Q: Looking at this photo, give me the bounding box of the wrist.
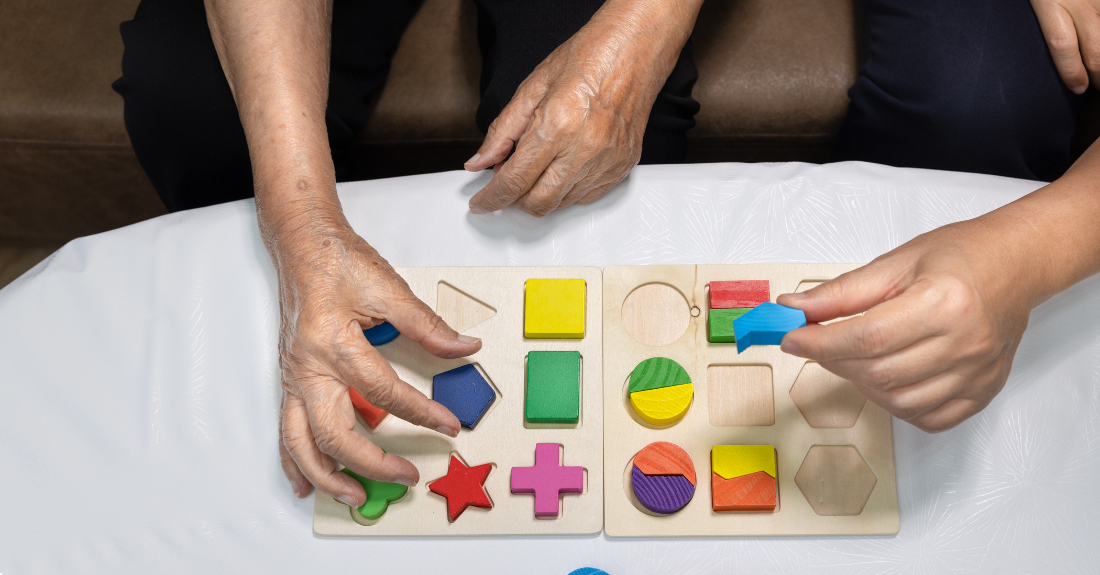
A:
[592,0,701,83]
[963,207,1058,310]
[255,179,357,265]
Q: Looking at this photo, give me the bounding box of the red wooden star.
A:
[427,454,494,522]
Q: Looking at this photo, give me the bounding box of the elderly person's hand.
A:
[271,216,481,506]
[1030,0,1100,94]
[464,0,703,217]
[205,0,483,507]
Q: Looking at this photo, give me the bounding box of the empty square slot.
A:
[708,365,774,426]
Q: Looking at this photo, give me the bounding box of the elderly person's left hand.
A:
[464,0,703,217]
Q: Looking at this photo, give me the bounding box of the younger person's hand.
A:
[1031,0,1100,94]
[777,220,1036,432]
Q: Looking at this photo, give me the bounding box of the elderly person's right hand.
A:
[464,0,704,217]
[270,214,481,506]
[205,0,481,507]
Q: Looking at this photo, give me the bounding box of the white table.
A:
[3,162,1099,574]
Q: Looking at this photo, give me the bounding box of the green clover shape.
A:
[341,468,409,521]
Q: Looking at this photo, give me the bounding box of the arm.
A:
[777,140,1100,432]
[465,0,704,216]
[205,0,479,506]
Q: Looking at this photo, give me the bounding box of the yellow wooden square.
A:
[524,278,585,339]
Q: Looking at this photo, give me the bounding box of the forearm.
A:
[585,0,704,101]
[972,140,1100,307]
[204,0,344,254]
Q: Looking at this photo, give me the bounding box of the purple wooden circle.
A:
[631,465,695,514]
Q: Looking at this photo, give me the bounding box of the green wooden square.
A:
[709,308,751,343]
[525,351,581,424]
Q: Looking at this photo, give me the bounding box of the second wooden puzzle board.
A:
[603,264,900,536]
[314,267,603,536]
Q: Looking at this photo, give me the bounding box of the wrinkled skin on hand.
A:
[466,0,700,217]
[1031,0,1100,93]
[269,221,480,507]
[777,220,1034,433]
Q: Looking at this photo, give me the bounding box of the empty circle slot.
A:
[621,283,689,347]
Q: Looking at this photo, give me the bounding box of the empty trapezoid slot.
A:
[437,281,497,333]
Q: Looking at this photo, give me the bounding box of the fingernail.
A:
[781,292,807,300]
[337,494,360,508]
[464,153,481,167]
[781,340,803,356]
[290,481,301,496]
[1072,84,1087,95]
[469,203,486,215]
[436,425,459,437]
[457,334,481,343]
[396,477,417,487]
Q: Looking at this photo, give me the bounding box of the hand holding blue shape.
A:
[362,321,400,346]
[732,302,807,353]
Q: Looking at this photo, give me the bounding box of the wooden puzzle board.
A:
[313,267,603,536]
[603,264,900,537]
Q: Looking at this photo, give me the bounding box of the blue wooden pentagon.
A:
[732,302,807,353]
[432,364,496,429]
[363,322,400,346]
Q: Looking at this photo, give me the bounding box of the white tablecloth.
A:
[3,162,1099,574]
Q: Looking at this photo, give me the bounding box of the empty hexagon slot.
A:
[790,362,867,428]
[794,445,877,516]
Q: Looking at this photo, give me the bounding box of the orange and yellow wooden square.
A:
[711,445,778,512]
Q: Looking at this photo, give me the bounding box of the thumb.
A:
[381,288,482,360]
[776,261,909,323]
[464,71,549,172]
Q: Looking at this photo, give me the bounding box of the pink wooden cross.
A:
[510,443,584,518]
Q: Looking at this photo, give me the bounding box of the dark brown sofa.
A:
[2,0,1097,247]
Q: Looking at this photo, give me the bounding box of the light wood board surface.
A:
[314,266,603,536]
[602,264,899,536]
